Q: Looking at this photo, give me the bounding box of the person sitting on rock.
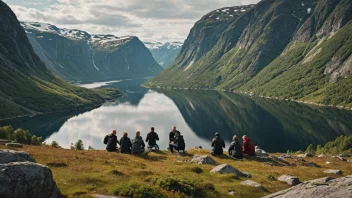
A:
[242,135,255,156]
[211,132,225,156]
[169,132,185,153]
[146,127,159,150]
[131,131,146,154]
[119,132,132,154]
[228,135,243,159]
[105,130,119,152]
[169,126,180,143]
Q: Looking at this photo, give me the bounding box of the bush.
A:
[150,176,217,197]
[50,141,61,148]
[0,125,43,146]
[317,136,352,155]
[305,144,314,153]
[114,182,164,198]
[74,139,84,150]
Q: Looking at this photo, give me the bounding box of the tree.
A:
[14,128,32,144]
[31,136,43,146]
[50,141,61,148]
[74,140,84,150]
[305,144,314,153]
[0,126,14,140]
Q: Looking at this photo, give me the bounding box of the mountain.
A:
[21,22,163,82]
[0,1,119,119]
[146,0,352,108]
[144,42,183,68]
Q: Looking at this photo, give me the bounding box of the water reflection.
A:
[1,79,351,152]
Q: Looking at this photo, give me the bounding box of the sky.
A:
[4,0,260,42]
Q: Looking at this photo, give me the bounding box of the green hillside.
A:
[146,0,352,107]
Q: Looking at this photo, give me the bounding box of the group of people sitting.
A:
[104,126,185,154]
[211,132,255,159]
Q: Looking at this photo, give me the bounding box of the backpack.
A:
[103,135,109,144]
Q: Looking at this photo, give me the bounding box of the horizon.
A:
[4,0,260,43]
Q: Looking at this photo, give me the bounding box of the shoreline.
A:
[144,85,352,111]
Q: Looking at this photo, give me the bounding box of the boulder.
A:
[339,153,352,158]
[338,156,347,161]
[210,164,243,176]
[326,161,331,164]
[0,139,12,145]
[228,191,236,196]
[242,172,252,178]
[324,169,343,175]
[240,180,266,191]
[0,149,36,164]
[278,175,301,186]
[280,154,292,158]
[263,175,352,198]
[297,153,313,158]
[190,155,217,165]
[5,143,23,148]
[0,162,63,198]
[318,154,326,158]
[255,147,269,157]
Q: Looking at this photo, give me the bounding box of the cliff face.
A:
[22,22,163,82]
[144,42,183,68]
[148,0,352,107]
[0,1,117,119]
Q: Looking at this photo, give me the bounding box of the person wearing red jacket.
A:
[242,135,255,155]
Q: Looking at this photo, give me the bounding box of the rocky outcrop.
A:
[240,180,266,191]
[6,143,23,148]
[0,162,63,198]
[324,169,343,175]
[190,155,218,165]
[263,175,352,198]
[278,175,301,186]
[210,164,243,176]
[0,149,36,164]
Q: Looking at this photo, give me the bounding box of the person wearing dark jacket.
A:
[242,135,255,156]
[211,132,225,156]
[106,130,119,152]
[120,132,132,154]
[228,135,243,159]
[146,127,159,148]
[169,132,185,153]
[169,126,180,143]
[132,131,146,154]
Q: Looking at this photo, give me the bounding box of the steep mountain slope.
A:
[22,22,163,82]
[144,42,183,68]
[147,0,352,107]
[0,0,119,119]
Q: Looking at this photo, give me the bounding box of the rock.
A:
[294,158,320,167]
[326,161,331,164]
[240,180,266,191]
[0,162,63,198]
[242,172,252,178]
[5,143,23,148]
[297,153,313,158]
[318,154,326,158]
[0,149,36,164]
[338,156,347,161]
[93,195,119,198]
[255,147,269,157]
[0,139,12,145]
[228,191,236,196]
[210,164,243,176]
[190,155,217,165]
[278,175,301,186]
[339,153,352,158]
[274,156,291,166]
[324,169,343,175]
[280,154,292,158]
[263,175,352,198]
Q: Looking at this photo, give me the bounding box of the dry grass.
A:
[1,145,351,198]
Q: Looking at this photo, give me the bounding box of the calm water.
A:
[1,78,352,152]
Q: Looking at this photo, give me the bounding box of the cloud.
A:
[6,0,261,42]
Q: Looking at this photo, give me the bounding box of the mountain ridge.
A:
[144,41,183,68]
[21,22,163,82]
[146,0,352,108]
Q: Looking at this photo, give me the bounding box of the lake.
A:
[1,78,352,152]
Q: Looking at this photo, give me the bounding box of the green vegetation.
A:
[316,136,352,155]
[0,125,42,145]
[2,144,351,198]
[73,139,84,150]
[146,0,352,107]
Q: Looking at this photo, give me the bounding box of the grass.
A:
[1,145,351,198]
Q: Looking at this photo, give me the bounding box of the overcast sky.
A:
[4,0,260,42]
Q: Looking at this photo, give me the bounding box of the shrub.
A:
[114,182,164,198]
[50,141,61,148]
[0,125,14,140]
[190,166,203,174]
[0,125,43,146]
[305,144,314,153]
[318,136,352,155]
[74,139,84,150]
[150,176,217,197]
[31,135,43,145]
[13,128,32,144]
